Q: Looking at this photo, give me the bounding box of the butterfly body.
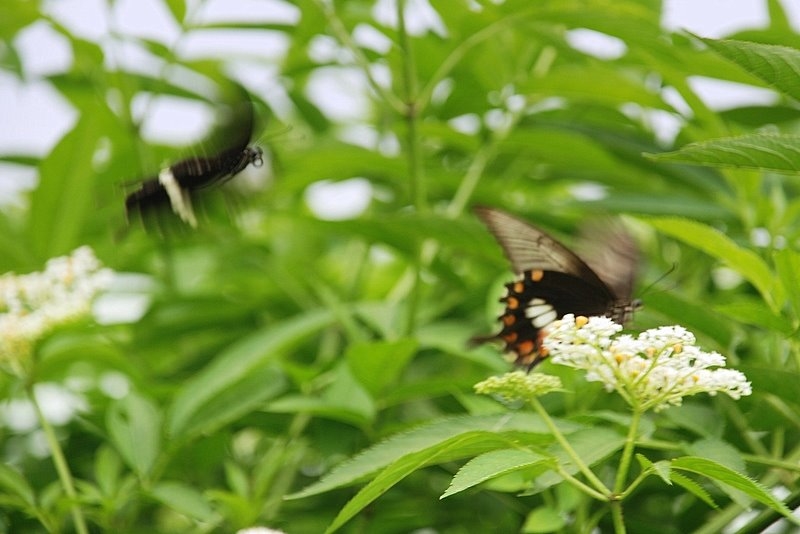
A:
[124,146,263,216]
[474,207,637,368]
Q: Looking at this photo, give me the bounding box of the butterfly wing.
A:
[474,206,610,291]
[474,207,634,369]
[577,218,638,302]
[125,85,262,227]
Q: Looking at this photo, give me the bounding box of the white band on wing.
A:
[158,167,197,228]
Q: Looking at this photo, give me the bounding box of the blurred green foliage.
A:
[1,0,800,532]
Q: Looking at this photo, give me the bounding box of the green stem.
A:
[554,467,608,501]
[530,399,610,497]
[614,408,642,494]
[610,499,626,534]
[28,385,89,534]
[395,0,426,336]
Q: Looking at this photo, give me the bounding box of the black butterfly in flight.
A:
[125,95,263,228]
[474,206,639,369]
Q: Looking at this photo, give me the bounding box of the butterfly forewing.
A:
[474,207,637,369]
[474,206,609,290]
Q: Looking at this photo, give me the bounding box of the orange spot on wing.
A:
[530,270,544,282]
[516,339,535,356]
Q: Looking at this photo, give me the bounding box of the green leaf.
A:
[774,248,800,324]
[736,366,800,422]
[324,431,532,533]
[287,413,580,500]
[175,365,288,440]
[27,115,103,258]
[662,403,723,440]
[346,339,418,395]
[714,298,794,334]
[522,506,567,533]
[106,393,162,477]
[647,134,800,174]
[268,363,376,426]
[442,449,551,498]
[697,36,800,102]
[167,309,334,438]
[671,457,796,523]
[0,463,35,507]
[670,471,718,509]
[94,446,123,497]
[643,216,783,310]
[149,481,217,523]
[686,438,746,474]
[164,0,186,23]
[636,454,671,485]
[106,393,162,478]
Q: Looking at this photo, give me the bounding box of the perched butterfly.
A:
[125,94,263,228]
[474,206,639,369]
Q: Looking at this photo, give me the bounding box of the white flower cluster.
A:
[543,315,752,412]
[0,247,113,374]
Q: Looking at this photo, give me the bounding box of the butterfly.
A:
[125,93,263,228]
[474,206,639,369]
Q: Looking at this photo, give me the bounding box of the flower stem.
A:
[28,385,89,534]
[610,499,626,534]
[530,399,610,497]
[614,408,642,494]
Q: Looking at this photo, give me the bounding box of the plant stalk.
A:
[29,385,89,534]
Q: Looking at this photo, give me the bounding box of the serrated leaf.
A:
[670,471,718,509]
[643,217,782,311]
[167,310,333,438]
[441,449,552,498]
[636,454,671,484]
[686,439,746,474]
[671,457,796,523]
[323,431,530,533]
[648,133,800,173]
[288,413,580,500]
[697,36,800,102]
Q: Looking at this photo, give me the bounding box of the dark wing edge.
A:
[473,206,608,290]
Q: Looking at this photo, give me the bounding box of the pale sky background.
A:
[0,0,798,212]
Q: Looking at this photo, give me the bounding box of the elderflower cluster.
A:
[543,315,752,412]
[0,247,113,375]
[475,370,562,404]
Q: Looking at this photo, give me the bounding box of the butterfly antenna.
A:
[638,262,678,298]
